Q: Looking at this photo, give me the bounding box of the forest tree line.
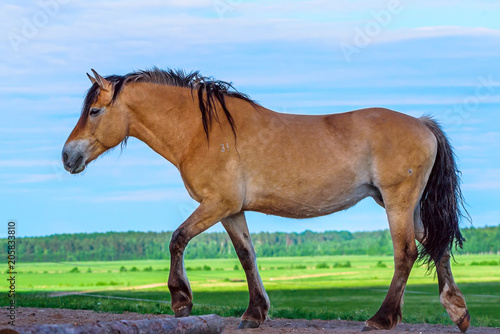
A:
[3,225,499,262]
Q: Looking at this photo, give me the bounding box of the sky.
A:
[1,0,499,238]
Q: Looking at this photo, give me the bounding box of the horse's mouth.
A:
[69,155,85,174]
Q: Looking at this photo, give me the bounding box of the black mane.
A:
[81,68,257,139]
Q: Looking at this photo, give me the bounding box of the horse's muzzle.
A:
[62,140,88,174]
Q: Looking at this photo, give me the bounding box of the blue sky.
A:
[1,0,499,237]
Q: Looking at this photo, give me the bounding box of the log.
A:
[2,314,225,334]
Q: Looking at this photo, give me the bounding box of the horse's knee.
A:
[170,229,188,255]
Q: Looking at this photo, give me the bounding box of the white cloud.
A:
[462,169,500,191]
[0,159,59,167]
[6,173,61,184]
[75,0,211,10]
[256,94,500,109]
[0,127,72,134]
[464,181,500,191]
[78,188,191,202]
[376,26,500,44]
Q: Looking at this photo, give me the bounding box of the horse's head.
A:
[62,70,129,174]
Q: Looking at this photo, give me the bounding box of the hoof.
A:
[238,320,260,329]
[361,326,378,332]
[362,320,384,332]
[457,310,471,333]
[174,303,193,318]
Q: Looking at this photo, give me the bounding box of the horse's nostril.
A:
[63,152,69,164]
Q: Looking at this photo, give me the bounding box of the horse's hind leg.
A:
[436,253,470,332]
[222,212,270,329]
[364,184,421,331]
[414,213,470,333]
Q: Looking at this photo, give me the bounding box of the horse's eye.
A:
[89,108,102,117]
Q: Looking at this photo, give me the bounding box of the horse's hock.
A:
[0,314,225,334]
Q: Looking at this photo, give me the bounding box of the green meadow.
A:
[4,254,500,327]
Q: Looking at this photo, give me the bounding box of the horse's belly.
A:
[244,183,375,219]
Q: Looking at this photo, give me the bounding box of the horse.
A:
[62,68,470,332]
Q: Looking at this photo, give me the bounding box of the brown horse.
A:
[62,68,470,332]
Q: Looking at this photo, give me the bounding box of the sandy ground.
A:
[1,307,499,333]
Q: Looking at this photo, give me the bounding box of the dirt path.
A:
[1,308,499,333]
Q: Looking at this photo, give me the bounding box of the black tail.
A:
[418,117,470,268]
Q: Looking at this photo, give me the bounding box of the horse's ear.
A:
[90,69,112,91]
[87,73,97,85]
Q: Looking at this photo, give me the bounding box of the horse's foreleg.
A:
[414,215,470,333]
[168,198,234,317]
[222,212,270,329]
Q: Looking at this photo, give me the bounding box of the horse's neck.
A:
[126,84,204,167]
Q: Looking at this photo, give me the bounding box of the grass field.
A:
[3,254,499,327]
